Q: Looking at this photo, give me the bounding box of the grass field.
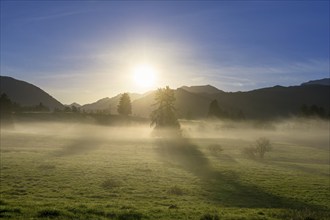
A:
[0,118,329,219]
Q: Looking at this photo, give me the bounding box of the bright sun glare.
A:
[133,64,156,88]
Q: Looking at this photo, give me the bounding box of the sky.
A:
[1,1,329,104]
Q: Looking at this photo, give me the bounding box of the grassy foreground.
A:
[0,119,329,219]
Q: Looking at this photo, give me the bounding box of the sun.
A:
[133,64,157,88]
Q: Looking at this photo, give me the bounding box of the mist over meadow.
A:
[2,117,328,158]
[1,0,329,219]
[1,96,329,220]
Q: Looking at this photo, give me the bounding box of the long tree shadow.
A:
[255,157,330,177]
[154,138,329,211]
[52,137,101,157]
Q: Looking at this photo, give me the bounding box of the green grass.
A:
[0,121,329,219]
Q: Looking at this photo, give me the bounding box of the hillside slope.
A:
[0,76,64,110]
[132,85,330,119]
[208,85,330,119]
[301,78,330,86]
[2,76,328,119]
[81,93,143,113]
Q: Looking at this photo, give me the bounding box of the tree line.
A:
[0,93,50,114]
[299,104,329,118]
[207,99,245,120]
[2,89,329,127]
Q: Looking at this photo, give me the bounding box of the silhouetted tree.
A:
[255,137,272,159]
[207,99,230,119]
[242,137,272,159]
[0,93,12,114]
[117,93,132,116]
[150,86,180,135]
[208,99,220,117]
[64,106,71,112]
[71,105,80,113]
[300,104,327,118]
[0,93,14,128]
[34,102,50,112]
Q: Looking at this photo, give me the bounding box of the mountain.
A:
[207,85,330,119]
[0,76,64,110]
[180,85,223,94]
[67,102,81,108]
[81,97,111,111]
[132,84,330,119]
[2,75,328,119]
[81,93,143,113]
[163,85,224,118]
[301,78,330,86]
[131,88,213,118]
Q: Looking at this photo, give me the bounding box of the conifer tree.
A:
[150,86,180,135]
[117,93,132,116]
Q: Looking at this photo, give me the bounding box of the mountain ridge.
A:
[180,85,223,94]
[1,75,329,119]
[0,76,64,110]
[301,78,330,86]
[80,93,143,113]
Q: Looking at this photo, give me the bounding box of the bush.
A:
[255,137,272,159]
[242,137,272,159]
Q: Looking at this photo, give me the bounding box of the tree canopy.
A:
[0,93,12,114]
[207,99,245,120]
[207,99,229,118]
[150,86,180,134]
[117,93,132,116]
[208,99,221,117]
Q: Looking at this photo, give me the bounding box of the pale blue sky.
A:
[1,1,329,104]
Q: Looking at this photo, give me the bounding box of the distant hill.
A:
[301,78,330,86]
[81,97,112,111]
[180,85,223,94]
[2,75,329,119]
[131,85,330,119]
[67,102,81,108]
[131,88,213,118]
[207,85,330,119]
[0,76,64,110]
[81,93,143,113]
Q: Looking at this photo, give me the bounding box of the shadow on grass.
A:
[262,159,329,177]
[52,137,100,157]
[154,137,329,211]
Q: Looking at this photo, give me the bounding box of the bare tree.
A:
[242,137,272,159]
[255,137,272,159]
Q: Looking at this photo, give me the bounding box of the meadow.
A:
[0,118,329,219]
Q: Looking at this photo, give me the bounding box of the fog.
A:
[4,121,153,141]
[180,118,329,149]
[1,117,328,210]
[2,117,328,151]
